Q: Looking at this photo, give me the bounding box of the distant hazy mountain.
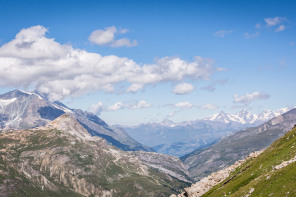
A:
[181,108,296,181]
[0,114,189,196]
[0,89,153,152]
[120,108,291,157]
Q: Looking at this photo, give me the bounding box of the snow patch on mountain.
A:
[52,103,74,114]
[19,90,43,100]
[0,98,17,108]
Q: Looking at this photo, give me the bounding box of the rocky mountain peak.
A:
[45,114,92,140]
[0,89,42,100]
[212,111,231,123]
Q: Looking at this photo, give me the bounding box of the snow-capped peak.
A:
[203,107,293,125]
[204,111,232,123]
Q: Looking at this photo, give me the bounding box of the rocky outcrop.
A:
[274,155,296,170]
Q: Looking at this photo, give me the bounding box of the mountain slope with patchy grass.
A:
[0,114,189,197]
[202,125,296,196]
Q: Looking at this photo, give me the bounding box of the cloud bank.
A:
[106,100,151,111]
[88,101,103,115]
[0,26,221,101]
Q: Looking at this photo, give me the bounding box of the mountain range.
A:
[0,89,153,152]
[181,108,296,181]
[0,114,190,196]
[203,108,291,125]
[120,108,292,157]
[0,89,296,196]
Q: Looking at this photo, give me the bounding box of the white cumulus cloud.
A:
[175,102,194,109]
[233,91,270,104]
[88,26,116,45]
[130,100,151,109]
[107,102,125,111]
[0,26,221,101]
[106,100,151,111]
[88,101,103,115]
[88,26,137,47]
[173,83,195,95]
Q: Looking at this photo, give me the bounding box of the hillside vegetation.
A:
[203,126,296,196]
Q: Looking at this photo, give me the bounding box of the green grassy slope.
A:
[203,126,296,197]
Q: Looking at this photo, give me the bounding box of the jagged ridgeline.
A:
[121,108,291,157]
[0,89,153,152]
[0,114,190,196]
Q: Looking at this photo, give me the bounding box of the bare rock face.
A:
[44,114,92,140]
[0,115,189,197]
[0,89,61,130]
[172,151,263,197]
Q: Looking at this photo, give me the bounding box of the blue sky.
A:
[0,0,295,125]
